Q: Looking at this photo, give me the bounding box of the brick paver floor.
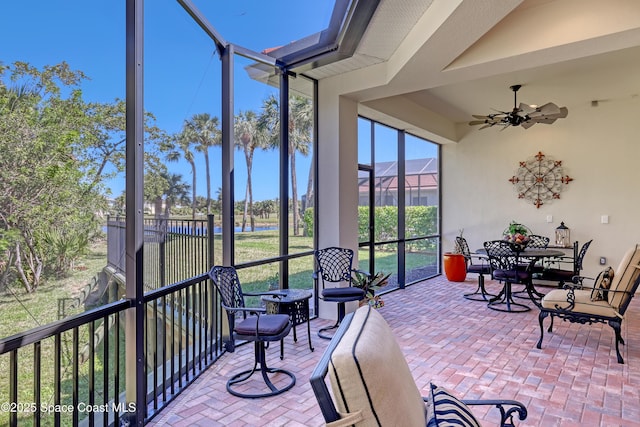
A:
[149,275,640,426]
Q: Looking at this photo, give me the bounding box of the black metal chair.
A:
[455,236,494,301]
[209,265,296,398]
[527,234,550,249]
[539,240,593,286]
[484,240,534,312]
[519,234,550,272]
[313,247,366,339]
[512,234,551,298]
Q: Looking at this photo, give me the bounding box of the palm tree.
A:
[164,131,198,220]
[259,94,313,235]
[162,172,191,216]
[234,110,265,231]
[185,113,220,216]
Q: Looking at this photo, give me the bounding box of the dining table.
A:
[476,246,565,312]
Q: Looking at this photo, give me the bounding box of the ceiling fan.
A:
[469,84,568,130]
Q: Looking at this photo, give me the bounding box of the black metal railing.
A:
[142,273,224,421]
[106,215,215,291]
[0,299,131,427]
[0,272,224,427]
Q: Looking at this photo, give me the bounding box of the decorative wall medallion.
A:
[508,151,573,208]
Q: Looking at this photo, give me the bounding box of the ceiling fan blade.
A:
[471,118,503,127]
[530,106,568,122]
[529,116,558,125]
[521,120,536,129]
[557,106,568,118]
[532,102,561,116]
[518,103,536,115]
[472,114,491,119]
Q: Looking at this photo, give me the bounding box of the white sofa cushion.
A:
[328,307,426,426]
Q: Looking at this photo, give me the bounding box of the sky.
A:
[1,0,335,202]
[2,0,436,202]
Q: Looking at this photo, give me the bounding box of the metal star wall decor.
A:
[508,151,573,208]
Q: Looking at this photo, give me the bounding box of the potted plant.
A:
[352,271,391,308]
[503,221,531,251]
[443,229,467,282]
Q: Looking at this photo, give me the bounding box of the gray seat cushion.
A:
[234,314,290,336]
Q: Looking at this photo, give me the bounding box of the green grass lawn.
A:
[0,240,112,427]
[0,240,108,339]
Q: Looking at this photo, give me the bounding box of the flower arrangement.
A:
[503,221,530,250]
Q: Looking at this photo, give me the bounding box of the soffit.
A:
[298,0,640,142]
[300,0,435,80]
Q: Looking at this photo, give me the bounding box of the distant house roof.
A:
[359,158,438,191]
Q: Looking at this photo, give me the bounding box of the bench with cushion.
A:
[536,244,640,364]
[310,306,527,426]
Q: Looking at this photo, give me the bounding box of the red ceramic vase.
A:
[443,252,467,282]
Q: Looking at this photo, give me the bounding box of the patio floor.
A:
[148,275,640,426]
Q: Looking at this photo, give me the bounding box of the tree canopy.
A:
[0,62,100,291]
[0,60,315,292]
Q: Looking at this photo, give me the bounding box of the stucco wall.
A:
[442,96,640,278]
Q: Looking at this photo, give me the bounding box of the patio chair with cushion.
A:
[314,247,366,339]
[209,265,296,398]
[536,244,640,364]
[310,306,528,426]
[455,236,494,301]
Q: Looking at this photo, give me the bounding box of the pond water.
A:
[103,225,278,235]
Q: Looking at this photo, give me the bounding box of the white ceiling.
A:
[300,0,640,141]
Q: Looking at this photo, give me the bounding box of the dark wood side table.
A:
[262,289,314,359]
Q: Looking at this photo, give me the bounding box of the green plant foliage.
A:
[507,221,529,236]
[40,227,91,277]
[303,207,314,237]
[351,270,390,298]
[0,62,109,291]
[357,205,437,251]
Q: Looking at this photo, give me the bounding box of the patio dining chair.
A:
[518,234,550,272]
[512,234,551,297]
[209,266,296,398]
[484,240,534,312]
[313,247,366,339]
[527,234,550,249]
[455,236,494,301]
[539,240,592,286]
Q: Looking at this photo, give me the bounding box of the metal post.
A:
[279,71,289,286]
[221,45,234,266]
[207,214,215,268]
[159,217,166,288]
[397,131,406,288]
[125,0,145,424]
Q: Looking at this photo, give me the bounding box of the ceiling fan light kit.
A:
[469,84,568,130]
